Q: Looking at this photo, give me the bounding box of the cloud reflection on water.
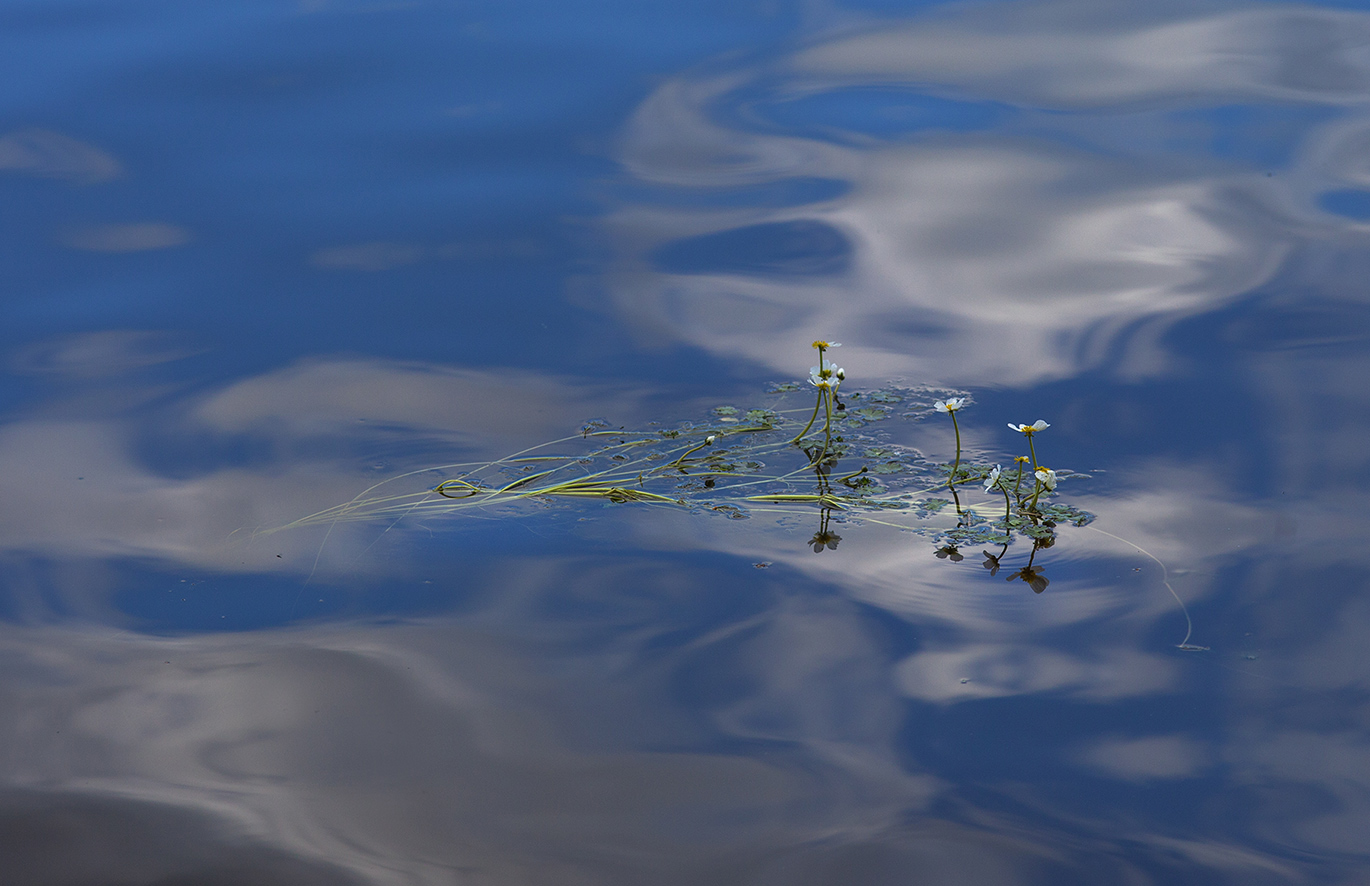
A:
[0,351,644,573]
[6,2,1370,881]
[594,2,1370,385]
[0,348,1360,879]
[0,617,1054,885]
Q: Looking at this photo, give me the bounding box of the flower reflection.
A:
[934,545,964,562]
[1008,565,1050,594]
[810,530,841,553]
[981,550,1002,576]
[808,507,842,553]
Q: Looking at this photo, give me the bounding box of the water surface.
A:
[4,0,1370,883]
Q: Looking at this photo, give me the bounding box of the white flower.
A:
[1008,420,1050,434]
[934,397,966,413]
[705,435,716,445]
[983,465,1001,492]
[1034,467,1057,490]
[811,340,842,350]
[809,365,842,391]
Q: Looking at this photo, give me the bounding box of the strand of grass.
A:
[837,466,867,485]
[1085,526,1206,651]
[388,401,792,506]
[291,448,693,526]
[701,456,854,494]
[677,446,948,499]
[537,485,682,503]
[660,438,829,490]
[295,423,953,528]
[743,493,848,509]
[670,437,715,468]
[286,427,622,529]
[436,479,484,498]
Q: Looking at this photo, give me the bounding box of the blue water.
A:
[4,0,1370,883]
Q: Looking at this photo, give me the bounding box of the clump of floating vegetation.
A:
[280,340,1205,649]
[283,341,1092,561]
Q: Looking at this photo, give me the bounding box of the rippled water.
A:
[5,0,1370,883]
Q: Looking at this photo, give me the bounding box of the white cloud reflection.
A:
[0,128,123,184]
[1075,734,1210,781]
[0,344,1350,881]
[61,222,192,253]
[0,350,643,573]
[0,614,1071,885]
[594,1,1370,385]
[792,4,1370,108]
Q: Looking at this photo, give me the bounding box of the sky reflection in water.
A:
[3,0,1370,883]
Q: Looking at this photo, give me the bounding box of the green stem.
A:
[813,389,834,463]
[948,410,962,488]
[837,465,867,485]
[1026,434,1039,472]
[790,393,823,444]
[670,436,714,468]
[816,345,831,454]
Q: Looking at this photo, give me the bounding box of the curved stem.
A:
[948,410,962,488]
[837,465,867,485]
[790,393,823,444]
[670,437,713,468]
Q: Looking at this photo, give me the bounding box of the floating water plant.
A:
[282,345,1090,555]
[276,342,1197,649]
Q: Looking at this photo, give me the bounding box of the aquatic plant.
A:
[280,344,1096,552]
[275,341,1204,649]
